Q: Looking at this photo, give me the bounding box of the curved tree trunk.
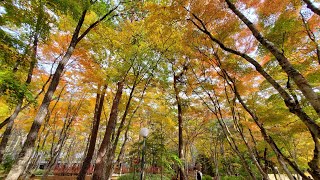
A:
[189,12,320,179]
[4,9,88,180]
[218,61,310,180]
[224,0,320,117]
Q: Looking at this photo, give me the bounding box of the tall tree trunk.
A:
[114,76,151,179]
[104,81,137,180]
[92,81,124,180]
[77,84,107,180]
[101,66,153,180]
[4,9,88,180]
[5,3,118,178]
[173,72,186,180]
[6,1,119,180]
[22,86,64,178]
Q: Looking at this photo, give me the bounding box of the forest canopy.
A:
[0,0,319,180]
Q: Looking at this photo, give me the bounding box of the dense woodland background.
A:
[0,0,320,179]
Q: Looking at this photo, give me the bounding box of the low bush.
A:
[33,169,46,175]
[203,174,213,180]
[0,155,14,173]
[221,175,246,180]
[118,173,170,180]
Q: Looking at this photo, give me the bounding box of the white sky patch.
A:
[238,3,258,24]
[243,7,258,23]
[0,26,18,37]
[0,6,6,15]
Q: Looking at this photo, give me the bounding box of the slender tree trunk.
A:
[213,136,219,179]
[41,143,63,180]
[215,112,257,180]
[0,103,22,163]
[114,76,151,179]
[193,72,256,179]
[0,118,10,130]
[42,97,83,179]
[77,84,107,180]
[220,139,231,175]
[249,129,263,168]
[115,126,130,174]
[104,81,138,180]
[218,65,309,180]
[92,81,124,180]
[101,68,152,180]
[223,82,269,179]
[231,114,269,179]
[173,72,186,180]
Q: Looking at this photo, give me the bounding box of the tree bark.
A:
[92,81,124,180]
[77,84,107,180]
[104,81,138,179]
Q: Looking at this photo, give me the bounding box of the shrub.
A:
[118,173,170,180]
[1,155,14,172]
[221,175,246,180]
[203,174,213,180]
[33,169,46,176]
